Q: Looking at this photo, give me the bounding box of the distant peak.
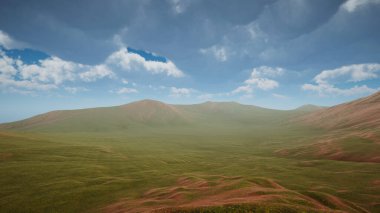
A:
[201,101,241,105]
[295,104,324,111]
[137,99,165,104]
[123,99,167,106]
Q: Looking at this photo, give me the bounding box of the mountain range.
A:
[1,92,379,134]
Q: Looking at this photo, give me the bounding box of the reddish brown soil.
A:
[119,100,188,123]
[298,91,380,130]
[102,176,364,213]
[277,131,380,163]
[0,152,13,160]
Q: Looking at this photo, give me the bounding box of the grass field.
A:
[1,121,379,212]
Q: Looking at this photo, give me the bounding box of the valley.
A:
[0,92,379,212]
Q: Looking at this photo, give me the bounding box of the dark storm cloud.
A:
[256,1,380,68]
[0,0,146,63]
[0,0,379,73]
[0,0,275,63]
[1,0,380,122]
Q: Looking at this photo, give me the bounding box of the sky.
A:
[0,0,380,122]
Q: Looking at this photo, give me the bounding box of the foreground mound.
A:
[103,176,367,213]
[298,91,380,130]
[284,91,380,163]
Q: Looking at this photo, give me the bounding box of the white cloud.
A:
[64,86,89,94]
[19,56,77,84]
[197,93,214,100]
[1,32,185,94]
[342,0,380,12]
[302,83,376,96]
[272,93,288,99]
[231,85,253,94]
[79,64,115,82]
[0,51,58,91]
[121,78,129,84]
[106,47,184,77]
[314,63,380,84]
[200,45,228,62]
[244,66,283,90]
[249,66,284,78]
[0,30,21,49]
[168,0,190,14]
[170,87,192,97]
[116,87,138,94]
[231,66,283,95]
[0,51,18,77]
[0,77,57,91]
[245,78,279,90]
[0,49,114,92]
[302,63,380,96]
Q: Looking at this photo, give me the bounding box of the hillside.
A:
[0,100,307,132]
[280,91,380,163]
[0,94,379,212]
[294,104,325,112]
[298,91,380,130]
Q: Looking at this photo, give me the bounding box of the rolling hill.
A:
[298,91,380,130]
[0,100,312,132]
[1,93,379,212]
[279,91,380,163]
[1,93,379,162]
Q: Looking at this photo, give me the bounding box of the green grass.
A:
[0,124,379,212]
[162,203,315,213]
[0,102,379,212]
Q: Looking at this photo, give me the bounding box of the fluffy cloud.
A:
[107,48,184,77]
[64,86,89,94]
[1,42,185,94]
[79,64,115,82]
[0,50,115,92]
[302,63,380,96]
[272,93,288,99]
[200,45,228,62]
[170,87,192,97]
[0,51,18,77]
[19,57,77,84]
[168,0,190,14]
[302,83,376,96]
[249,66,284,78]
[121,78,129,84]
[0,30,20,49]
[0,51,57,91]
[231,66,283,96]
[314,63,380,84]
[245,66,283,90]
[231,85,253,94]
[245,78,279,90]
[116,87,138,94]
[342,0,380,12]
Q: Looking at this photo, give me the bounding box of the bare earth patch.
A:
[102,176,366,213]
[277,131,380,163]
[0,152,13,161]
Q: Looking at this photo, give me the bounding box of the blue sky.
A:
[1,0,380,122]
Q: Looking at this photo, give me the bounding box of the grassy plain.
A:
[1,121,379,212]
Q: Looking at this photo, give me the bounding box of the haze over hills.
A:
[280,91,380,163]
[1,92,379,162]
[0,99,316,132]
[1,92,379,134]
[299,91,380,130]
[294,104,326,112]
[1,92,379,212]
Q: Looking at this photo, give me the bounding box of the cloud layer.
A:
[302,63,380,96]
[0,32,185,94]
